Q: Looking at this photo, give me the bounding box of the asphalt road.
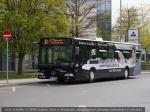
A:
[0,73,150,112]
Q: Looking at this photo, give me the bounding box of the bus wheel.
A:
[124,69,129,79]
[89,70,95,83]
[57,78,64,83]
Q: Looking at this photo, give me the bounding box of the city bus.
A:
[38,37,141,82]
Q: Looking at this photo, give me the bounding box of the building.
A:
[67,0,97,39]
[96,0,111,41]
[79,0,112,40]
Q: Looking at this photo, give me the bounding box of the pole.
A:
[120,0,122,41]
[6,41,9,84]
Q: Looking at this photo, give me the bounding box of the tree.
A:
[113,5,150,55]
[65,0,96,38]
[113,7,140,42]
[138,5,150,51]
[1,0,70,75]
[140,28,150,50]
[0,0,5,47]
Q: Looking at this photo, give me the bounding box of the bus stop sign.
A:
[3,31,12,41]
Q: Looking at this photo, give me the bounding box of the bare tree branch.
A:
[66,0,96,37]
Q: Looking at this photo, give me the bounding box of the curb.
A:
[141,72,150,74]
[0,79,53,87]
[0,73,150,87]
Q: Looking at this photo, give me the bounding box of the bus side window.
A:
[75,47,79,55]
[102,52,107,60]
[136,51,141,61]
[115,50,125,60]
[99,49,107,60]
[91,49,96,59]
[123,51,130,59]
[41,48,46,64]
[48,49,52,63]
[79,45,90,64]
[108,49,114,59]
[115,51,119,60]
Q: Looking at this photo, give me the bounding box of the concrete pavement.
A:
[1,72,150,112]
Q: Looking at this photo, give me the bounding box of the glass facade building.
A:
[96,0,111,41]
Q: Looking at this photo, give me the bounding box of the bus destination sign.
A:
[41,38,71,46]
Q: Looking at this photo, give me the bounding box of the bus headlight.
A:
[75,69,78,72]
[64,73,74,77]
[39,72,44,75]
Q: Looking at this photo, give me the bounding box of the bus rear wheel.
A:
[124,68,129,79]
[57,78,64,83]
[89,70,95,83]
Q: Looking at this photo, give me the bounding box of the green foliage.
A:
[140,28,150,50]
[41,0,70,37]
[114,7,140,40]
[0,0,70,74]
[113,6,150,51]
[0,72,37,80]
[0,0,5,49]
[138,6,150,50]
[2,0,69,53]
[122,7,137,37]
[0,0,70,47]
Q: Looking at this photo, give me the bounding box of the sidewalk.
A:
[142,71,150,74]
[0,78,52,87]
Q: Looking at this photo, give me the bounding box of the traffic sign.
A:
[3,31,12,41]
[2,31,12,84]
[128,29,139,44]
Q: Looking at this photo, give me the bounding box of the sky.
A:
[112,0,150,25]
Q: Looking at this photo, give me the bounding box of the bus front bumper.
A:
[38,73,50,79]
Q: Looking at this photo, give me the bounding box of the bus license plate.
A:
[38,75,46,79]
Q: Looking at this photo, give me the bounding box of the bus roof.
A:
[75,38,140,46]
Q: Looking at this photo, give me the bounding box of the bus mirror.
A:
[91,49,96,56]
[75,47,79,55]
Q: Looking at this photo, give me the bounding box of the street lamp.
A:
[120,0,123,42]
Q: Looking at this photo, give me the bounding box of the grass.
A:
[0,72,37,80]
[141,62,150,71]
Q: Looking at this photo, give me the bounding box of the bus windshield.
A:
[40,46,72,65]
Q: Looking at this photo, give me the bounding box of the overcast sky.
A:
[112,0,150,25]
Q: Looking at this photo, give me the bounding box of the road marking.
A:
[78,105,87,107]
[0,91,9,93]
[0,88,10,93]
[12,86,16,92]
[0,86,17,93]
[82,90,88,94]
[47,84,51,87]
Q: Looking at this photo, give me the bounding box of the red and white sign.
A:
[3,31,12,41]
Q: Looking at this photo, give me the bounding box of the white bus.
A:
[38,37,141,82]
